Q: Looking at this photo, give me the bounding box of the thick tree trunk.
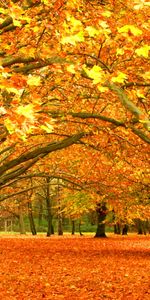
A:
[122,224,128,235]
[28,201,37,235]
[95,203,107,238]
[136,219,147,235]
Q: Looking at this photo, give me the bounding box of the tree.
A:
[0,0,149,228]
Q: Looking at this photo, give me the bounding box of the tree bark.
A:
[46,177,53,237]
[71,220,75,235]
[122,224,128,235]
[58,217,63,235]
[114,223,121,234]
[136,219,147,235]
[28,201,37,235]
[95,203,107,238]
[79,220,83,236]
[38,200,43,227]
[18,206,26,234]
[57,179,63,235]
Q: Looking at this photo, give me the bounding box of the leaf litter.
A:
[0,234,150,299]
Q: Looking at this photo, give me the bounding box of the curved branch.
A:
[123,82,150,88]
[2,56,36,67]
[70,112,125,127]
[107,83,150,131]
[0,17,13,29]
[0,132,85,186]
[130,127,150,144]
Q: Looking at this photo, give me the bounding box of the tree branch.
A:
[107,82,150,131]
[0,132,85,186]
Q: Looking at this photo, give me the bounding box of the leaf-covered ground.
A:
[0,234,150,299]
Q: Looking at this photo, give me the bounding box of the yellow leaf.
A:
[135,45,150,58]
[139,119,150,130]
[19,47,35,58]
[102,11,112,17]
[0,8,7,14]
[99,21,109,29]
[142,71,150,80]
[0,106,7,115]
[61,31,84,45]
[97,86,109,93]
[85,26,100,37]
[13,19,22,27]
[83,65,104,84]
[134,1,150,9]
[4,119,16,134]
[68,16,82,30]
[33,26,39,32]
[41,0,51,5]
[16,104,34,120]
[111,72,128,83]
[66,64,76,74]
[116,48,124,56]
[41,122,53,133]
[118,25,142,36]
[136,91,145,98]
[27,75,41,86]
[63,15,83,34]
[5,87,22,95]
[66,0,80,9]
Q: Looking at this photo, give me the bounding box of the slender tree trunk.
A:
[95,203,107,238]
[18,206,26,234]
[28,201,37,235]
[58,217,63,235]
[57,179,63,235]
[71,220,75,235]
[38,200,43,226]
[79,220,83,236]
[114,223,121,234]
[4,219,7,232]
[112,210,121,234]
[46,177,53,237]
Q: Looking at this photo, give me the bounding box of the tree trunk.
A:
[71,220,75,235]
[122,224,128,235]
[57,179,63,236]
[38,200,43,226]
[58,217,63,235]
[136,219,143,234]
[95,203,107,238]
[114,223,121,234]
[28,201,37,235]
[18,207,26,234]
[136,219,147,235]
[79,220,83,236]
[4,219,7,232]
[46,177,53,237]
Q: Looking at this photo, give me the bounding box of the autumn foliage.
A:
[0,235,150,299]
[0,1,150,228]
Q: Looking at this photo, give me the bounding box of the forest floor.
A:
[0,234,150,300]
